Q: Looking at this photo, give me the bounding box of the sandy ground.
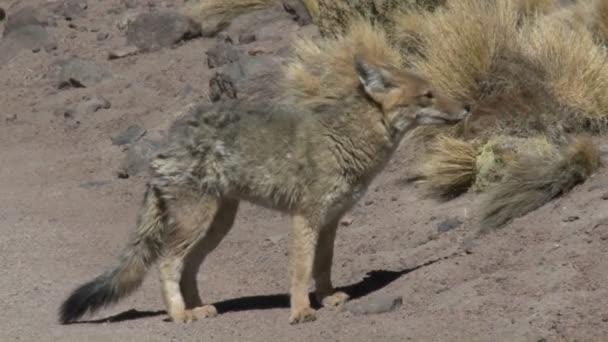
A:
[1,1,608,341]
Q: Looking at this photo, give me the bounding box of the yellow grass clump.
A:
[393,0,521,102]
[417,135,478,199]
[281,17,402,108]
[520,15,608,129]
[187,0,280,24]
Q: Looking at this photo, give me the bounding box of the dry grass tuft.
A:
[517,0,561,17]
[417,135,478,199]
[302,0,320,19]
[282,17,402,108]
[187,0,279,24]
[520,16,608,129]
[398,0,520,102]
[309,0,446,38]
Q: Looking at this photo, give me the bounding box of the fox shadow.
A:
[75,258,441,324]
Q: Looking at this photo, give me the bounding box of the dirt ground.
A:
[1,1,608,341]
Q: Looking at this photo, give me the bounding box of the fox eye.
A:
[423,91,434,99]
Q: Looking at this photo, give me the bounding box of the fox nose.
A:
[463,104,472,112]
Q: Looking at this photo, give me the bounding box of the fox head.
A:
[354,56,471,137]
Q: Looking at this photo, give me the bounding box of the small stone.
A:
[208,56,281,102]
[60,0,88,20]
[49,57,111,88]
[122,0,138,9]
[340,216,353,227]
[118,139,162,177]
[43,41,58,52]
[206,36,239,69]
[436,217,463,233]
[266,235,284,244]
[283,0,313,26]
[108,46,139,59]
[126,11,202,52]
[80,180,111,189]
[177,85,194,98]
[238,33,256,44]
[562,216,579,223]
[76,96,111,115]
[60,109,81,129]
[602,192,608,200]
[111,124,147,146]
[0,7,52,65]
[200,18,231,38]
[364,200,374,206]
[346,295,403,316]
[97,32,110,41]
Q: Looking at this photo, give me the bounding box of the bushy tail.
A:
[480,137,601,232]
[59,185,166,324]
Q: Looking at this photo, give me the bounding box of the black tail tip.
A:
[59,276,115,324]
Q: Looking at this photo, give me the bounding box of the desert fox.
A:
[59,56,470,325]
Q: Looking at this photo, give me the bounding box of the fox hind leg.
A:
[158,193,222,323]
[179,199,239,320]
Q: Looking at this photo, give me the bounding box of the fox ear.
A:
[354,56,392,98]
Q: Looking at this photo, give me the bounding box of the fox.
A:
[58,56,470,325]
[60,58,471,324]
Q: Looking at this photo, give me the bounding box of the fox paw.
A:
[171,305,218,323]
[320,291,349,308]
[186,305,218,322]
[289,307,317,325]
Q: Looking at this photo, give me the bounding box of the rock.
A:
[118,139,162,178]
[206,34,240,69]
[115,10,139,33]
[126,11,202,52]
[436,217,463,233]
[346,295,403,316]
[0,7,53,65]
[208,56,280,102]
[282,0,313,26]
[265,235,284,245]
[48,57,112,88]
[122,0,138,9]
[238,32,256,44]
[3,6,47,35]
[562,216,579,223]
[59,109,81,130]
[602,192,608,200]
[80,180,111,189]
[176,84,194,98]
[75,96,111,115]
[340,215,353,227]
[56,0,88,20]
[111,125,147,146]
[97,32,110,41]
[108,46,139,59]
[200,17,231,38]
[44,41,58,52]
